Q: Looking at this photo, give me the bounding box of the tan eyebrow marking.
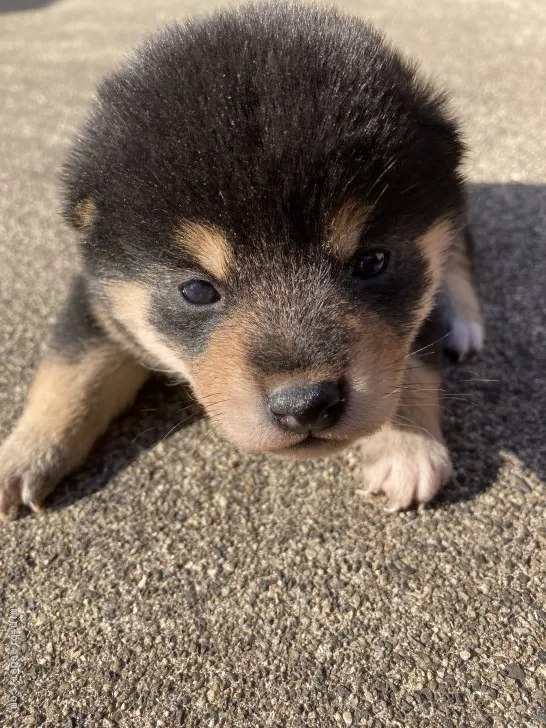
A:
[174,220,233,280]
[326,199,373,261]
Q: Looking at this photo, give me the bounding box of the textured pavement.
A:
[1,0,545,726]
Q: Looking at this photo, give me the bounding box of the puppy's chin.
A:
[213,423,385,461]
[268,436,355,461]
[206,415,355,460]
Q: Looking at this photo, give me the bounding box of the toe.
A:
[0,473,23,520]
[364,463,392,495]
[384,464,419,511]
[416,451,452,504]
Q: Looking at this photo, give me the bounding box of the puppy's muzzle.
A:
[268,380,345,434]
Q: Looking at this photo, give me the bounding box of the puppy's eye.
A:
[180,280,220,305]
[352,250,389,278]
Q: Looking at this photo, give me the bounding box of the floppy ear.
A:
[67,197,96,232]
[60,144,98,233]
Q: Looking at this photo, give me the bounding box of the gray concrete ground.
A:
[1,0,545,726]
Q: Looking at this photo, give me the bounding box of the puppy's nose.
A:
[268,381,344,433]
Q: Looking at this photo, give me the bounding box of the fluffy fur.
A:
[0,2,484,518]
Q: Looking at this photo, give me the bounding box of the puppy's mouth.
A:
[282,434,322,451]
[289,433,335,449]
[269,432,354,460]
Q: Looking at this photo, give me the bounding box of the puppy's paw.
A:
[360,429,452,511]
[0,429,68,520]
[439,280,485,363]
[444,316,485,363]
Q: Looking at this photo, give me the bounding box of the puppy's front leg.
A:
[0,278,149,519]
[360,352,452,511]
[440,225,484,361]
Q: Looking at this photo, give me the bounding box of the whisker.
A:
[174,402,201,415]
[188,424,223,461]
[131,427,157,444]
[159,409,209,442]
[407,332,450,359]
[392,413,436,441]
[447,377,500,384]
[396,388,480,399]
[396,391,480,404]
[397,397,479,409]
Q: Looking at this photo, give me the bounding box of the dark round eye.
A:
[352,250,389,279]
[180,280,220,305]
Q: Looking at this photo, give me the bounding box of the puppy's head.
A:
[62,3,464,459]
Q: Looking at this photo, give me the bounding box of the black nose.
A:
[268,381,344,433]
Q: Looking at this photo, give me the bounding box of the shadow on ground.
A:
[39,182,546,515]
[0,0,57,11]
[438,182,546,505]
[46,377,202,514]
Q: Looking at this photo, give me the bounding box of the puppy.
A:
[0,2,484,518]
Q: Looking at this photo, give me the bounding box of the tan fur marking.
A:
[72,198,96,231]
[190,308,306,453]
[395,356,443,440]
[193,311,247,403]
[25,349,148,453]
[192,310,263,444]
[413,218,454,328]
[102,281,192,381]
[344,310,407,436]
[436,225,484,358]
[327,199,372,261]
[174,221,232,280]
[0,343,148,516]
[416,219,453,289]
[442,230,483,323]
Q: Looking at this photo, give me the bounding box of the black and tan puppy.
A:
[0,2,484,518]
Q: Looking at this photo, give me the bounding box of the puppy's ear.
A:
[65,197,96,233]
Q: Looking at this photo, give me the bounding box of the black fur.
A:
[49,275,106,361]
[61,1,465,360]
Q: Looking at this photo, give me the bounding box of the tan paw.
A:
[360,429,452,511]
[0,429,68,520]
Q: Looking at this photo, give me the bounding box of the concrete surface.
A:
[1,0,545,726]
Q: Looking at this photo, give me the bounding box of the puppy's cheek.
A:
[343,315,408,436]
[189,313,297,453]
[344,386,401,437]
[191,374,283,452]
[100,280,195,381]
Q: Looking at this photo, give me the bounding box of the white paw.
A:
[444,318,485,362]
[360,430,452,511]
